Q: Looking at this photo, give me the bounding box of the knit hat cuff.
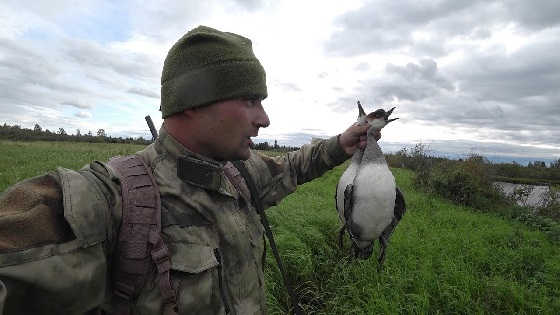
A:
[161,60,267,118]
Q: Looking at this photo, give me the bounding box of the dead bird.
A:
[335,101,406,268]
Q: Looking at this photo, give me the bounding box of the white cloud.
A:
[75,111,92,118]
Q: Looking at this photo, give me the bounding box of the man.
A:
[0,26,374,314]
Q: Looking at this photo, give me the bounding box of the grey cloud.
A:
[275,82,302,92]
[348,59,454,105]
[63,39,159,79]
[128,87,159,98]
[333,47,560,148]
[61,101,92,109]
[232,0,264,11]
[355,62,370,71]
[326,0,481,56]
[326,0,560,57]
[504,0,560,30]
[127,0,263,42]
[74,111,92,118]
[0,39,90,112]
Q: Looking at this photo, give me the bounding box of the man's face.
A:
[194,98,270,161]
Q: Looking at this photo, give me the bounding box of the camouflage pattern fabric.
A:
[0,126,349,315]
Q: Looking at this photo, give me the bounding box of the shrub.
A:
[416,154,504,209]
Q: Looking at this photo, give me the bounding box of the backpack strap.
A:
[229,161,304,315]
[108,155,177,315]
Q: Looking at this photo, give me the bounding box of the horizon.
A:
[1,120,556,167]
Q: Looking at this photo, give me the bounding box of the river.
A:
[493,182,554,208]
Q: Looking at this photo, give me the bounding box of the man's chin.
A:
[223,148,251,161]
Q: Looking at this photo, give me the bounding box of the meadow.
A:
[1,140,559,314]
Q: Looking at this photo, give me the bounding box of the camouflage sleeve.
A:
[245,135,350,209]
[0,161,121,315]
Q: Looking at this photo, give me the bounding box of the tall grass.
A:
[0,140,145,191]
[265,165,560,314]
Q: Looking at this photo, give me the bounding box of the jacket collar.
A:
[154,126,237,197]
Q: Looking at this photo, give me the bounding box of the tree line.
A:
[0,123,152,145]
[387,144,560,185]
[252,139,299,152]
[0,123,301,152]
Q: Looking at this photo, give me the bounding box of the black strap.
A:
[232,161,304,315]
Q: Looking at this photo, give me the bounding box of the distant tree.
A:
[274,140,278,149]
[87,130,93,137]
[551,159,560,168]
[58,128,66,136]
[97,129,106,137]
[76,129,81,137]
[33,124,42,133]
[529,161,546,168]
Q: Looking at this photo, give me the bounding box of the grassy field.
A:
[0,140,145,191]
[1,141,559,314]
[266,165,560,314]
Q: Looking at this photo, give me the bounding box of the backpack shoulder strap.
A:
[230,161,303,315]
[108,155,177,315]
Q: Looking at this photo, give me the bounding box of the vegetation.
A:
[1,141,559,314]
[0,140,145,191]
[0,122,299,152]
[252,139,299,152]
[386,144,560,243]
[265,164,559,314]
[387,143,560,186]
[0,122,151,145]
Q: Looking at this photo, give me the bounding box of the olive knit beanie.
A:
[160,25,268,118]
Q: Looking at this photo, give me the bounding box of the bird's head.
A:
[366,107,398,130]
[356,100,399,131]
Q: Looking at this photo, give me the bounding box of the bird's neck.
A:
[351,148,364,164]
[362,128,386,164]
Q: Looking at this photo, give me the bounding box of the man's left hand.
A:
[338,124,381,156]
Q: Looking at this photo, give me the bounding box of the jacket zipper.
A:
[214,249,232,315]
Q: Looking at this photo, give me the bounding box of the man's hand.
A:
[338,124,381,156]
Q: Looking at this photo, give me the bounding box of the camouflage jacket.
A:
[0,127,349,315]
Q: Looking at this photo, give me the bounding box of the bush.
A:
[410,154,504,210]
[534,186,560,221]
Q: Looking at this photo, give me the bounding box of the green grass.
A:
[0,140,145,191]
[265,164,560,314]
[1,141,559,314]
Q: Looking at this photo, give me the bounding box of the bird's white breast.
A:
[351,163,396,240]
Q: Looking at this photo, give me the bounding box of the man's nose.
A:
[254,104,270,128]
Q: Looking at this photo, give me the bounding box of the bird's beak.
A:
[357,100,366,118]
[385,107,399,123]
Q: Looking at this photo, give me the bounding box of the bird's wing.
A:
[334,182,339,212]
[394,187,407,221]
[343,184,354,222]
[379,186,407,241]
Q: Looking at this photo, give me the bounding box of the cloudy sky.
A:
[1,0,559,163]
